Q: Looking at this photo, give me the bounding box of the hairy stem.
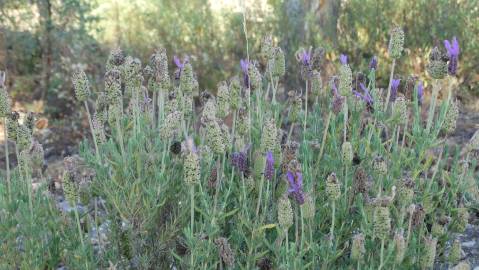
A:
[84,101,100,162]
[3,117,11,203]
[384,59,396,112]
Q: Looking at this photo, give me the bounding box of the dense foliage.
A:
[1,20,479,269]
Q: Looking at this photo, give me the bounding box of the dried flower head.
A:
[260,35,274,59]
[339,64,353,97]
[311,70,323,97]
[341,141,353,164]
[106,48,126,71]
[72,68,91,102]
[214,237,235,267]
[236,107,250,137]
[372,155,388,175]
[350,232,365,262]
[248,61,262,91]
[184,147,200,185]
[388,27,405,59]
[16,124,32,150]
[180,62,195,94]
[394,230,406,264]
[442,99,459,134]
[397,174,415,206]
[374,206,391,239]
[448,239,463,264]
[229,76,242,111]
[272,47,286,78]
[151,48,170,89]
[62,171,78,205]
[161,110,182,140]
[0,79,12,117]
[301,192,315,219]
[326,172,341,201]
[420,235,437,269]
[201,98,217,124]
[278,195,294,230]
[411,204,426,228]
[353,166,371,195]
[205,120,226,155]
[454,207,469,233]
[288,93,302,123]
[6,111,19,140]
[261,117,277,154]
[427,47,448,79]
[216,81,230,118]
[392,95,408,124]
[104,69,122,103]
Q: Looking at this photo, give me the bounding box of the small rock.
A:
[462,241,476,248]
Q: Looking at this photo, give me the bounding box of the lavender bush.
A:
[1,26,478,270]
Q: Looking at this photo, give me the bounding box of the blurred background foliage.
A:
[0,0,478,118]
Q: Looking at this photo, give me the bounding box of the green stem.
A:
[304,80,309,135]
[379,238,385,270]
[152,91,157,129]
[116,118,125,160]
[255,173,265,217]
[84,101,100,162]
[190,184,195,267]
[343,99,348,143]
[384,59,396,112]
[74,203,88,270]
[330,201,336,247]
[319,111,332,161]
[3,117,11,203]
[426,79,440,134]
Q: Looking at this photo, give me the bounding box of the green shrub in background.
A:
[2,0,478,121]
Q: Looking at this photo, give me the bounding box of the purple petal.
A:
[264,151,275,180]
[369,56,378,70]
[340,54,348,65]
[417,81,424,104]
[444,40,452,56]
[452,37,459,55]
[174,56,181,68]
[287,171,295,185]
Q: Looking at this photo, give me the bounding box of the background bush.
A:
[1,0,478,119]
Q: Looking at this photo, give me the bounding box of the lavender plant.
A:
[1,25,478,270]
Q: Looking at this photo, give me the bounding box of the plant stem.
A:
[343,99,348,143]
[255,173,265,216]
[379,238,385,270]
[190,184,195,267]
[116,118,125,160]
[152,91,157,129]
[426,79,440,134]
[319,111,332,161]
[329,201,335,247]
[84,101,100,162]
[384,59,396,112]
[304,80,309,135]
[3,117,11,203]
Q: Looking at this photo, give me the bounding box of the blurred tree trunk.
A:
[310,0,340,45]
[38,0,53,101]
